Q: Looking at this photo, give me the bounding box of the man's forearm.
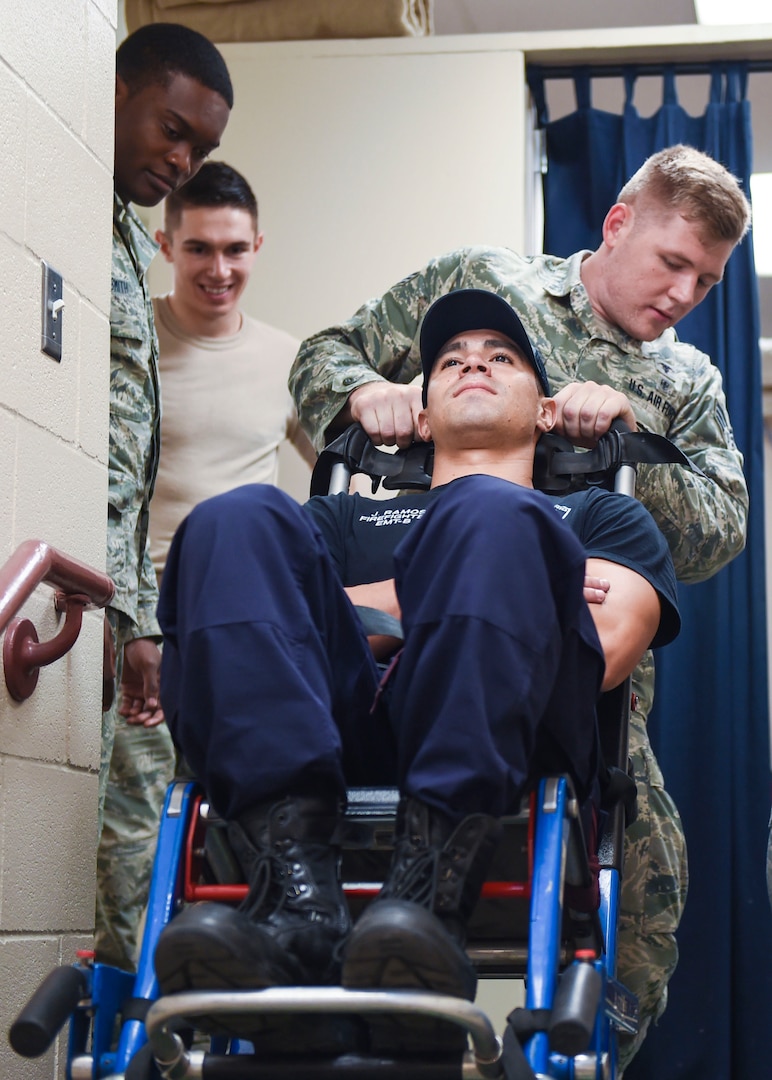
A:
[289,261,450,450]
[344,579,400,620]
[344,579,402,661]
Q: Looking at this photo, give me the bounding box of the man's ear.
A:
[155,229,175,263]
[602,202,633,249]
[254,231,264,255]
[115,73,130,110]
[417,409,432,443]
[536,397,557,433]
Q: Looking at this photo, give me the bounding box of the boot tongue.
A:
[388,798,503,942]
[400,797,455,847]
[269,797,341,843]
[227,795,343,922]
[230,794,341,851]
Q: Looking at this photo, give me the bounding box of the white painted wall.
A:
[145,37,530,501]
[219,42,527,334]
[0,1,115,1075]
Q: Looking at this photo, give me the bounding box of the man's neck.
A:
[577,250,610,326]
[166,294,242,339]
[430,447,534,490]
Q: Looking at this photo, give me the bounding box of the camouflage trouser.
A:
[95,613,176,972]
[96,610,127,833]
[616,707,688,1075]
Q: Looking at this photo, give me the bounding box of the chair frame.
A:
[12,421,695,1080]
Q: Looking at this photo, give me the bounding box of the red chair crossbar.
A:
[183,794,535,905]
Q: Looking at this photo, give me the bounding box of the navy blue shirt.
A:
[304,483,680,650]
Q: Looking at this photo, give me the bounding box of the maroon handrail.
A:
[0,540,114,702]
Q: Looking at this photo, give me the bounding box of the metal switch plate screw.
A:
[41,262,64,362]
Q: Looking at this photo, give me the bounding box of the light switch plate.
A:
[41,262,63,362]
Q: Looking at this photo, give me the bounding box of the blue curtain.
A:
[528,64,771,1079]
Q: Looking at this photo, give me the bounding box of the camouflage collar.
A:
[113,194,159,278]
[537,249,589,300]
[539,249,651,356]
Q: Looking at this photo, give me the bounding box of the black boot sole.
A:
[342,900,476,998]
[341,900,475,1055]
[154,904,364,1053]
[154,903,306,994]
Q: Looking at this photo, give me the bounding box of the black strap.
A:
[121,996,152,1022]
[506,1007,552,1041]
[312,424,704,498]
[599,761,638,826]
[534,428,705,494]
[501,1008,552,1080]
[502,1026,538,1080]
[310,427,433,496]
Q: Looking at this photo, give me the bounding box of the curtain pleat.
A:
[528,62,772,1080]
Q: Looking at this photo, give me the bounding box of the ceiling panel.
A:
[434,0,698,35]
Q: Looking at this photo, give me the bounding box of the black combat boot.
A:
[155,794,351,994]
[341,797,502,1002]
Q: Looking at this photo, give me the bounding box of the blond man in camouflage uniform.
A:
[289,145,750,1071]
[95,24,232,973]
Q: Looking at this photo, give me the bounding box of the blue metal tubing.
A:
[598,869,618,978]
[112,780,197,1074]
[86,965,135,1078]
[524,777,570,1075]
[598,868,620,1078]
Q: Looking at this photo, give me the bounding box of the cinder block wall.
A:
[0,1,115,1075]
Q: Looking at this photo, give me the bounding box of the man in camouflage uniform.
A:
[289,145,750,1071]
[95,24,232,973]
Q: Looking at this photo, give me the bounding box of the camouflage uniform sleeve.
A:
[289,252,469,451]
[134,545,161,639]
[107,336,156,625]
[108,207,161,630]
[635,351,747,583]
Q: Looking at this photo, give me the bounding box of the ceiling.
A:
[433,0,700,35]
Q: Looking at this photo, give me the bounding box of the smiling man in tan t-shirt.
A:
[149,160,316,579]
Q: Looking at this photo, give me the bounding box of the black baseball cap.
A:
[419,288,550,405]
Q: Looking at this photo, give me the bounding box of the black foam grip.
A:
[8,965,88,1058]
[548,961,602,1057]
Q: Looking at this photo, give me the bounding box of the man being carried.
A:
[152,289,679,1005]
[289,145,750,1066]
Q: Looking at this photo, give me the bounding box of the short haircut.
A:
[116,23,233,110]
[618,144,750,246]
[163,161,258,233]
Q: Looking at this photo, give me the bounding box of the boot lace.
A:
[240,851,290,921]
[386,843,441,908]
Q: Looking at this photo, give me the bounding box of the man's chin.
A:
[120,184,165,209]
[132,172,177,207]
[637,309,676,341]
[199,291,237,313]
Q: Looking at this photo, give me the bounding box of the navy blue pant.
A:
[158,479,604,823]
